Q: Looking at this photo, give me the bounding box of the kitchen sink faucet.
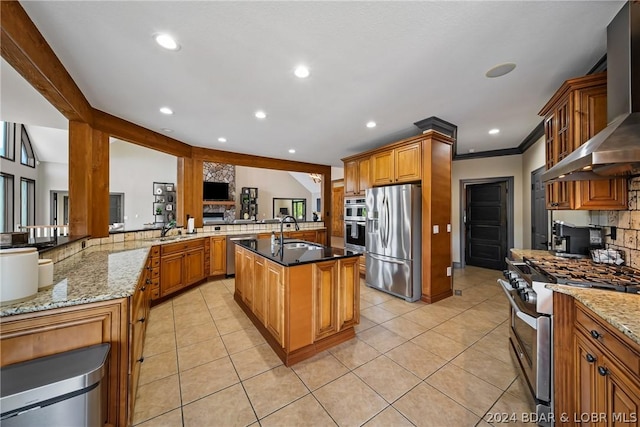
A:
[161,220,177,237]
[279,215,300,247]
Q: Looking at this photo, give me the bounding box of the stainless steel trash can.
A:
[0,343,110,427]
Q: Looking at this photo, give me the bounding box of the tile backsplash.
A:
[590,177,640,269]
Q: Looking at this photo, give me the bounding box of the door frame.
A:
[531,166,548,250]
[459,176,514,268]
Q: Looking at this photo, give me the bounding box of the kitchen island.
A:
[233,238,361,366]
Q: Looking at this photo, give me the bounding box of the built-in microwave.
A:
[344,197,366,221]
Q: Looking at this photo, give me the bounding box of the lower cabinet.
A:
[209,236,226,276]
[159,238,206,299]
[265,260,285,347]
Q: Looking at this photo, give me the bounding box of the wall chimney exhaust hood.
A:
[542,1,640,183]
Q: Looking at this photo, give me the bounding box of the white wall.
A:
[236,166,313,221]
[109,140,177,230]
[36,161,68,225]
[451,154,524,264]
[331,166,344,181]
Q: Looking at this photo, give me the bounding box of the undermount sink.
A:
[283,241,322,250]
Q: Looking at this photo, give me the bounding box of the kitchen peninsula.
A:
[233,238,361,366]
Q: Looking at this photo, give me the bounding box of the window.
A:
[1,122,15,161]
[20,178,35,227]
[20,125,35,167]
[0,173,14,232]
[109,193,124,224]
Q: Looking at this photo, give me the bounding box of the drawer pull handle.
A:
[137,357,145,363]
[140,286,146,291]
[590,330,601,339]
[598,366,608,376]
[138,317,145,323]
[146,279,152,285]
[585,353,596,363]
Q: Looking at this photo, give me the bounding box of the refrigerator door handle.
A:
[369,253,406,265]
[383,195,390,248]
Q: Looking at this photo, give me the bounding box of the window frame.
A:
[20,125,36,168]
[0,172,15,233]
[20,177,35,227]
[1,122,16,161]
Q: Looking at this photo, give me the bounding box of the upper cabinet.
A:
[371,142,421,186]
[344,156,371,196]
[540,72,627,210]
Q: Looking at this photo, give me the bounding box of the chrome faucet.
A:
[279,215,300,246]
[161,220,177,237]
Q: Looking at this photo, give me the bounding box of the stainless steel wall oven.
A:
[344,197,366,251]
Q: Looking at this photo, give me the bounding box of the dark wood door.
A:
[531,167,548,250]
[465,181,508,270]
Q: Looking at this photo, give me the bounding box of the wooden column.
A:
[90,128,109,237]
[68,121,92,237]
[177,157,202,228]
[421,131,454,303]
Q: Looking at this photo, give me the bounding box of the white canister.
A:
[0,247,39,305]
[38,258,54,289]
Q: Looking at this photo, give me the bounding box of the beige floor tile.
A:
[393,383,480,427]
[360,306,397,324]
[354,316,377,334]
[506,375,533,402]
[260,394,337,427]
[230,342,283,380]
[133,408,182,427]
[143,332,177,357]
[174,311,214,331]
[470,331,512,364]
[179,356,240,404]
[432,296,478,311]
[291,351,349,391]
[175,322,220,348]
[485,391,537,426]
[354,356,421,403]
[221,327,266,354]
[457,305,509,326]
[145,317,175,338]
[385,342,448,379]
[172,289,205,307]
[173,300,208,317]
[329,338,380,370]
[381,317,428,340]
[139,349,178,386]
[410,330,468,361]
[431,319,489,346]
[417,303,463,320]
[177,336,228,371]
[400,309,445,330]
[133,375,181,425]
[214,314,255,335]
[363,406,414,427]
[360,289,394,305]
[243,365,310,419]
[359,298,373,310]
[426,363,502,417]
[451,348,518,390]
[149,301,174,321]
[183,383,257,427]
[357,325,407,353]
[313,372,388,427]
[377,298,420,316]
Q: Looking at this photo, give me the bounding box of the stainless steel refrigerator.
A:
[365,184,422,302]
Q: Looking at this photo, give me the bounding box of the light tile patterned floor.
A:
[133,266,534,426]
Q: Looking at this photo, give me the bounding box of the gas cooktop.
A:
[523,256,640,293]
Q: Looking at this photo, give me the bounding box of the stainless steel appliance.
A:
[365,184,421,302]
[551,221,603,256]
[344,197,367,252]
[499,255,640,426]
[226,234,258,275]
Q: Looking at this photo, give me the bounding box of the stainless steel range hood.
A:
[542,1,640,183]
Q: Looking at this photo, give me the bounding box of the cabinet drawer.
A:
[161,238,204,256]
[575,304,640,379]
[151,268,160,279]
[150,257,160,268]
[151,246,160,257]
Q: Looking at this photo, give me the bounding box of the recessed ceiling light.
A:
[288,149,296,154]
[161,128,173,133]
[154,33,180,51]
[485,63,516,78]
[218,137,227,143]
[159,107,173,115]
[488,128,500,135]
[294,65,310,78]
[366,121,377,128]
[255,111,267,119]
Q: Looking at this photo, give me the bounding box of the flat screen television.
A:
[203,182,229,201]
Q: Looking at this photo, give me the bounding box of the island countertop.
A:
[235,238,361,267]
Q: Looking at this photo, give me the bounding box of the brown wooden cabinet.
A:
[555,293,640,426]
[540,72,627,210]
[209,236,226,276]
[313,261,338,340]
[265,259,285,347]
[344,156,371,196]
[159,238,206,298]
[371,142,421,186]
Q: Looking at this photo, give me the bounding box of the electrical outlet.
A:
[433,225,439,234]
[447,224,451,232]
[214,226,221,231]
[446,266,452,276]
[454,289,462,296]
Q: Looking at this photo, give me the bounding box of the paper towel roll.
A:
[38,259,54,289]
[0,248,39,305]
[187,217,195,233]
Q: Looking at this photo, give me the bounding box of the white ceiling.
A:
[2,1,626,166]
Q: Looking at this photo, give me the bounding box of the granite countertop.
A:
[546,284,640,346]
[236,238,361,267]
[1,243,151,317]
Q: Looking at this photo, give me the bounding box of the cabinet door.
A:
[184,247,205,286]
[604,358,640,427]
[313,261,338,339]
[242,249,254,307]
[265,261,285,347]
[575,179,628,210]
[371,149,394,186]
[575,333,606,420]
[316,229,327,246]
[338,257,359,330]
[235,247,244,298]
[358,157,371,194]
[395,142,421,183]
[210,237,226,275]
[344,160,359,196]
[160,253,184,297]
[253,256,267,324]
